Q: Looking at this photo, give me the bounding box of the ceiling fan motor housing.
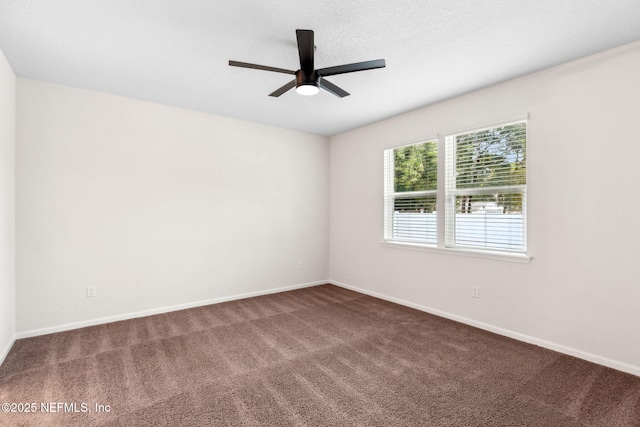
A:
[295,69,318,89]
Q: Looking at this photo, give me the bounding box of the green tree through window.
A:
[393,142,437,213]
[454,123,526,213]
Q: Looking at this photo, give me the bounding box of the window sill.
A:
[380,240,532,263]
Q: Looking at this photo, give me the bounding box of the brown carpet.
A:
[1,284,639,426]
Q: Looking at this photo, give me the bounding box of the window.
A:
[384,120,527,257]
[384,140,438,244]
[445,121,527,253]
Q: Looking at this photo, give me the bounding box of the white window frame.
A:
[382,118,531,263]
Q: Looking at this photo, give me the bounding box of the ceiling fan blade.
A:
[229,60,295,75]
[316,59,386,77]
[318,78,350,98]
[269,79,296,97]
[296,29,314,73]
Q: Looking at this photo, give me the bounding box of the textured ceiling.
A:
[2,0,640,136]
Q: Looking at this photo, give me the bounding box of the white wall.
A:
[329,41,640,375]
[0,49,16,362]
[16,79,329,333]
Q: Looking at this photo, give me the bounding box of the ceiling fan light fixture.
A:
[296,84,319,96]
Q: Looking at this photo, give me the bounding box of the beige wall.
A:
[0,48,16,363]
[329,41,640,375]
[16,79,329,333]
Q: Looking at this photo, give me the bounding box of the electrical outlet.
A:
[472,286,479,298]
[87,286,97,298]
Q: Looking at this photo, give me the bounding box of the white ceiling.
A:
[1,0,640,136]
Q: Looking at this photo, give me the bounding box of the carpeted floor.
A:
[1,284,639,426]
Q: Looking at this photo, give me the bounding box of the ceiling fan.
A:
[229,29,386,98]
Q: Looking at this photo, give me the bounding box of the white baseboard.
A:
[0,336,16,367]
[329,280,640,378]
[15,280,327,340]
